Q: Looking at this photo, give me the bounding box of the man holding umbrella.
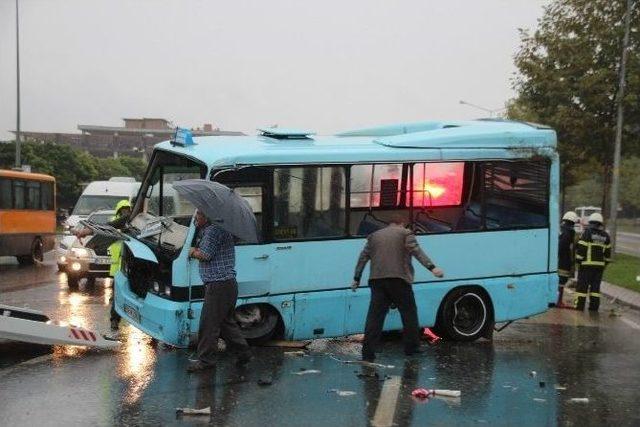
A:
[173,179,259,372]
[187,209,252,372]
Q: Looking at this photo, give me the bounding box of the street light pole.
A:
[608,0,634,253]
[15,0,21,169]
[458,100,506,118]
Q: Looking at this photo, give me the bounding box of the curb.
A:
[601,281,640,311]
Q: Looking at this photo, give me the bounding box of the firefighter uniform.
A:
[575,217,611,311]
[557,212,578,306]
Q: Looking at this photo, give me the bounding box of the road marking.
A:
[371,375,401,427]
[620,317,640,331]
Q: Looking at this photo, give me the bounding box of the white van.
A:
[65,177,141,229]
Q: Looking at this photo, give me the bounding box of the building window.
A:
[273,166,346,240]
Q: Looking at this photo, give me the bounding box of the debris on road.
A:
[176,407,211,416]
[529,371,537,378]
[284,350,306,357]
[0,304,119,350]
[411,388,461,399]
[328,354,395,369]
[539,381,546,388]
[262,340,310,349]
[568,398,590,403]
[554,385,567,390]
[421,328,441,345]
[257,376,273,386]
[293,369,321,375]
[327,389,356,397]
[533,398,547,403]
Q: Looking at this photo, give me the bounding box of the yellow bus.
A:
[0,169,56,264]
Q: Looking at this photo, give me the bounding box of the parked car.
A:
[56,210,116,289]
[574,206,602,233]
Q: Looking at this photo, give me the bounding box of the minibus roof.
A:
[155,120,557,168]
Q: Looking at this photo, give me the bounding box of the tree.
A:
[509,0,640,209]
[0,141,148,207]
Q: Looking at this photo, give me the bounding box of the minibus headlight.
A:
[164,286,172,298]
[152,281,160,293]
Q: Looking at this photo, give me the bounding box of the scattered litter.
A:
[293,369,321,375]
[529,371,537,378]
[422,328,442,345]
[328,354,394,369]
[284,350,306,357]
[554,385,567,390]
[429,377,436,380]
[568,398,589,403]
[262,340,310,349]
[327,389,356,397]
[176,407,211,416]
[539,381,546,388]
[411,388,461,399]
[533,398,547,403]
[257,376,273,386]
[346,334,365,343]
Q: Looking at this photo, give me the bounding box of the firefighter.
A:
[75,199,132,329]
[574,212,611,312]
[557,211,578,307]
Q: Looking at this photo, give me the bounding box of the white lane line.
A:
[371,375,402,427]
[620,317,640,331]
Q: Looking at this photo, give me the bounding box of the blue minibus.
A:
[114,119,559,347]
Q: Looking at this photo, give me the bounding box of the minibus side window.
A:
[273,166,346,240]
[349,164,410,236]
[481,160,549,229]
[0,178,12,209]
[13,180,25,210]
[26,181,41,210]
[41,182,54,211]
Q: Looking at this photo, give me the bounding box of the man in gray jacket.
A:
[352,215,444,362]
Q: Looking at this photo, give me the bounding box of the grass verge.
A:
[604,253,640,292]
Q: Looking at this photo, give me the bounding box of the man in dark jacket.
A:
[557,211,578,307]
[352,215,444,362]
[575,213,611,312]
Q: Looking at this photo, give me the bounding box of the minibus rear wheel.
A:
[17,237,44,265]
[437,287,492,342]
[235,304,280,345]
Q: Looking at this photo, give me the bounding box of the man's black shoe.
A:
[404,348,425,356]
[187,361,216,372]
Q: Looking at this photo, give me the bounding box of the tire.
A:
[437,287,492,342]
[17,238,44,266]
[234,304,280,345]
[67,274,80,290]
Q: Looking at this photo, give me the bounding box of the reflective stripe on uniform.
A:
[558,269,571,277]
[589,292,602,298]
[582,260,605,267]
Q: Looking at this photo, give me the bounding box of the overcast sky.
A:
[0,0,549,140]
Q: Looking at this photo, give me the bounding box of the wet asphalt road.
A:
[2,255,640,426]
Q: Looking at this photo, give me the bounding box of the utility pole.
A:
[15,0,21,168]
[609,0,634,252]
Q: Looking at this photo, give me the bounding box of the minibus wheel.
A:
[17,238,44,265]
[235,304,280,344]
[438,287,492,342]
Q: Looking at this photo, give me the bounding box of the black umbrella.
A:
[173,179,259,243]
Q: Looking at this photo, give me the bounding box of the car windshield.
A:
[72,195,123,215]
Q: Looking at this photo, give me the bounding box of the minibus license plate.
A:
[124,304,140,323]
[95,257,111,265]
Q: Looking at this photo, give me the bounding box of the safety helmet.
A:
[114,199,132,215]
[588,212,604,224]
[562,211,579,223]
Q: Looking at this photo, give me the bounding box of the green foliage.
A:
[603,253,640,292]
[0,141,147,207]
[509,0,640,189]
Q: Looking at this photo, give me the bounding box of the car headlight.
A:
[71,248,90,257]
